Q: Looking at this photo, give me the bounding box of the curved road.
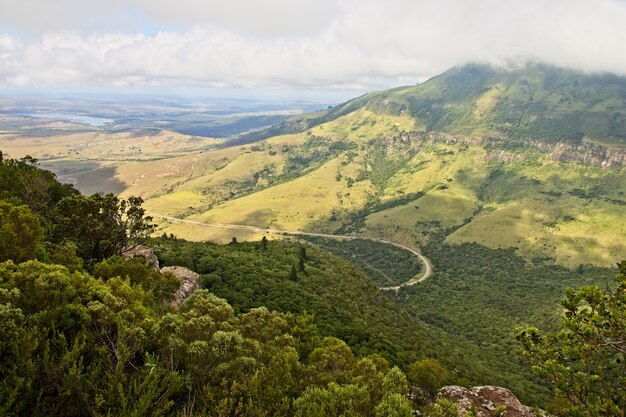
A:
[150,213,433,291]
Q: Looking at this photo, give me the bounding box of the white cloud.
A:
[1,0,626,91]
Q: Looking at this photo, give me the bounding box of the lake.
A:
[27,112,114,127]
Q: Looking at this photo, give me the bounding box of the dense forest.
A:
[1,154,625,416]
[0,155,450,415]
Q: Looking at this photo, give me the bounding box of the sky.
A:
[1,0,626,99]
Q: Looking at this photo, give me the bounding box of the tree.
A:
[420,398,459,417]
[0,155,77,213]
[517,262,626,417]
[375,394,413,417]
[299,245,307,272]
[0,201,44,263]
[49,193,154,268]
[408,358,448,401]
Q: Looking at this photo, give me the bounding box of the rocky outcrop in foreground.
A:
[122,245,160,271]
[160,266,200,307]
[439,386,548,417]
[122,245,201,307]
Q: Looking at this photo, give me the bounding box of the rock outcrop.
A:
[533,140,626,168]
[122,245,160,271]
[438,386,547,417]
[160,266,200,307]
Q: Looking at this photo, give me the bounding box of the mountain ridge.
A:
[236,63,626,148]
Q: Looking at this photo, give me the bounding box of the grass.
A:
[309,108,418,142]
[135,126,626,268]
[187,157,374,232]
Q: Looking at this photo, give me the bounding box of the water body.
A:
[26,112,114,127]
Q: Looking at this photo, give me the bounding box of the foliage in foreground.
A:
[0,155,154,270]
[0,259,416,416]
[518,262,626,417]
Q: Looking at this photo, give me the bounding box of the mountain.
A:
[110,64,626,269]
[261,63,626,144]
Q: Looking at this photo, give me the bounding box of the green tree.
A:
[42,241,83,271]
[382,366,409,397]
[0,155,77,213]
[93,256,178,304]
[0,201,44,263]
[294,383,369,417]
[288,263,299,281]
[299,245,307,272]
[49,193,154,268]
[421,398,459,417]
[375,393,413,417]
[408,358,448,400]
[517,261,626,417]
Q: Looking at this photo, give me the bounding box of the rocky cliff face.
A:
[388,131,626,169]
[438,386,549,417]
[533,140,626,168]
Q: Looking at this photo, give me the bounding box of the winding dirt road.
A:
[150,213,433,291]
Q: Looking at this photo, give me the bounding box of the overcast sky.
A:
[1,0,626,98]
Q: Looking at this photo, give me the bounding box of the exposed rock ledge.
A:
[122,245,200,307]
[160,266,200,307]
[439,385,549,417]
[122,245,160,271]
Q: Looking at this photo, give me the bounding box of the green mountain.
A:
[110,64,626,269]
[263,63,626,144]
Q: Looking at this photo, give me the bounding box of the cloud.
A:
[2,0,626,91]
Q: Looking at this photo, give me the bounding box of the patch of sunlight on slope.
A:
[309,108,418,142]
[139,147,289,217]
[186,157,374,234]
[154,218,268,243]
[446,196,626,267]
[366,144,488,239]
[182,148,287,189]
[474,84,504,117]
[366,190,476,229]
[383,143,488,197]
[143,190,207,217]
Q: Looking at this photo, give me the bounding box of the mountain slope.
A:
[259,63,626,145]
[108,64,626,267]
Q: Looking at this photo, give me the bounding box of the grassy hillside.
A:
[246,63,626,145]
[121,65,626,267]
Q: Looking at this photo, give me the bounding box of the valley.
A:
[148,211,433,290]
